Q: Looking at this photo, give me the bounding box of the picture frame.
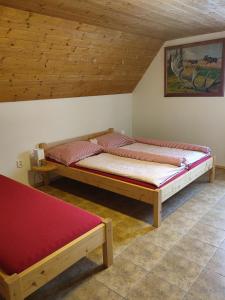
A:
[164,38,225,97]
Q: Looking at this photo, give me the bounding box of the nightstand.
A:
[32,163,58,185]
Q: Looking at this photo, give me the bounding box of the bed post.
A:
[102,219,113,267]
[153,191,162,228]
[209,156,216,183]
[4,274,23,300]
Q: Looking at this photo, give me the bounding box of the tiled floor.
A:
[27,169,225,300]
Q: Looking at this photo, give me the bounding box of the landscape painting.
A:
[164,39,225,97]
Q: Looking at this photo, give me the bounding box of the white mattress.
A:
[121,143,207,165]
[76,144,207,187]
[76,153,185,187]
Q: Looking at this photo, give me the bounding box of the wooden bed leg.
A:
[209,156,216,183]
[102,219,113,267]
[153,192,161,228]
[5,274,23,300]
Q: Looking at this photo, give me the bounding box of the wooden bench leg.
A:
[153,194,161,228]
[102,219,113,267]
[5,274,23,300]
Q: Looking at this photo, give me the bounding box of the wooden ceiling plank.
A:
[1,0,225,39]
[89,0,204,29]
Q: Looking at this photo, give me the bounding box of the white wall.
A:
[0,94,132,184]
[2,31,225,185]
[133,31,225,167]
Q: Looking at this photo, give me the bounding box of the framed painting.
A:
[164,38,225,97]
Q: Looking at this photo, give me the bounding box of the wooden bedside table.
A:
[32,163,58,185]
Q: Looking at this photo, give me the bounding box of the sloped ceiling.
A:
[2,0,225,39]
[0,0,225,101]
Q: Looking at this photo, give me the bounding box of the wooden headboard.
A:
[39,128,114,152]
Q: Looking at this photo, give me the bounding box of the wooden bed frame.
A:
[39,128,215,228]
[0,218,112,300]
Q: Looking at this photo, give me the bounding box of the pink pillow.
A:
[46,141,103,166]
[95,132,135,148]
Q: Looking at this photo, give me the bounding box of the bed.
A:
[40,128,215,228]
[0,175,113,300]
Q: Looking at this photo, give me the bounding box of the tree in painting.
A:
[165,40,224,96]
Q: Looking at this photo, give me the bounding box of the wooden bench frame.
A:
[0,218,113,300]
[39,128,215,228]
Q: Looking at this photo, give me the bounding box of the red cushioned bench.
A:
[0,175,113,300]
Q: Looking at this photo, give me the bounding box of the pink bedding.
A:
[105,147,186,167]
[136,137,210,154]
[95,132,135,148]
[46,141,103,166]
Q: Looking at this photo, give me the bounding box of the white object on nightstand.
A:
[33,148,45,166]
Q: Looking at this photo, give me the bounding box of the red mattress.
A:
[0,175,102,275]
[71,155,211,190]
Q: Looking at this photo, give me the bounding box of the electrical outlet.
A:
[16,160,23,168]
[121,129,125,135]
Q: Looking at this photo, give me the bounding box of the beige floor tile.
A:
[141,226,183,250]
[207,248,225,277]
[213,182,225,190]
[219,239,225,250]
[95,256,147,297]
[87,246,104,265]
[208,206,225,219]
[184,269,225,300]
[39,186,69,200]
[119,238,166,271]
[200,211,225,230]
[202,185,225,196]
[127,272,186,300]
[61,278,124,300]
[180,196,212,209]
[171,236,216,267]
[152,252,203,291]
[176,202,210,221]
[88,216,148,263]
[72,199,106,215]
[188,222,225,247]
[201,182,225,196]
[193,191,221,206]
[215,195,225,207]
[93,206,129,226]
[112,218,154,255]
[161,211,197,234]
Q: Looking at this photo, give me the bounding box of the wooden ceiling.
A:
[0,5,161,101]
[0,1,225,101]
[1,0,225,40]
